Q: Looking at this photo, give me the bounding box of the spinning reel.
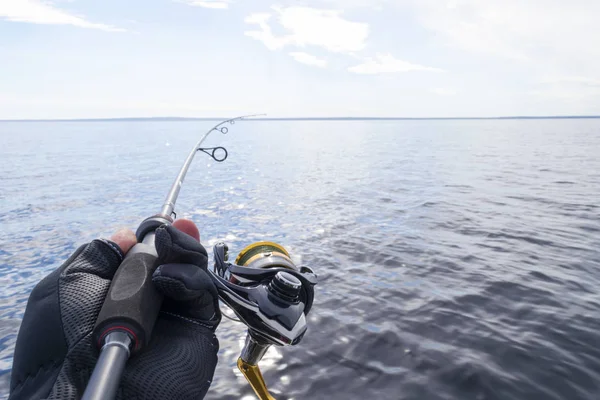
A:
[210,242,317,400]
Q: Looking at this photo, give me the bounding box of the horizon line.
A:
[2,115,600,122]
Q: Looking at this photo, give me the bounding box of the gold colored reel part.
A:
[237,358,276,400]
[235,241,296,271]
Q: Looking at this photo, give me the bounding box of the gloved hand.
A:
[9,219,221,400]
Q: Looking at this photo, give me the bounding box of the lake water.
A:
[1,119,599,399]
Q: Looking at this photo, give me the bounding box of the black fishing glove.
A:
[9,224,221,400]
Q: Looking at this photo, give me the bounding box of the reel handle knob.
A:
[268,272,301,303]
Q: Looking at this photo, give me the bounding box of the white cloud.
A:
[244,13,286,51]
[0,0,124,32]
[348,53,443,74]
[178,0,232,9]
[408,0,600,68]
[245,6,368,54]
[335,0,600,101]
[289,52,327,68]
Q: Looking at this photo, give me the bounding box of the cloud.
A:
[289,52,327,68]
[178,0,232,9]
[401,0,600,104]
[244,13,286,51]
[245,6,368,54]
[408,0,600,67]
[348,53,443,74]
[0,0,124,32]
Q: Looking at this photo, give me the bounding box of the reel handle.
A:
[238,334,276,400]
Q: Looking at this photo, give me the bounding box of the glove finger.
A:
[152,263,220,323]
[62,239,125,279]
[153,263,217,301]
[155,225,208,267]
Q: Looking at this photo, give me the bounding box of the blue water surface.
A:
[1,119,599,399]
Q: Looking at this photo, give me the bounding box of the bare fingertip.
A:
[173,219,200,242]
[110,228,137,254]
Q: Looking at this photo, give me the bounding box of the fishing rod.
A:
[81,115,317,400]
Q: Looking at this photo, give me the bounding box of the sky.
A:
[1,0,600,119]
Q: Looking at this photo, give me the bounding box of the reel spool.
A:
[235,241,296,270]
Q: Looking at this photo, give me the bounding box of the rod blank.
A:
[82,332,131,400]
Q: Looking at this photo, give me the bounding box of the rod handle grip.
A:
[93,242,162,353]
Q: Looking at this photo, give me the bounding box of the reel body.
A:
[209,241,317,399]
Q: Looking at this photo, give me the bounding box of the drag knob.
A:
[268,272,301,303]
